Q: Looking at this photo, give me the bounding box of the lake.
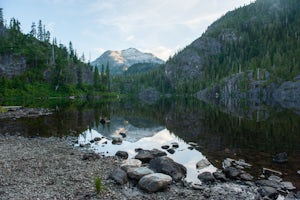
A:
[1,97,299,189]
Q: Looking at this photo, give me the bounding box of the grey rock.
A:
[82,152,100,161]
[112,136,123,145]
[115,151,128,159]
[223,167,241,179]
[109,168,128,185]
[138,173,172,193]
[258,186,279,199]
[198,172,215,184]
[281,182,296,190]
[120,159,142,172]
[213,171,227,182]
[161,145,169,149]
[93,137,101,141]
[171,142,179,148]
[149,156,187,181]
[135,149,167,163]
[268,175,282,183]
[127,167,154,180]
[273,152,288,163]
[167,148,175,154]
[240,173,254,181]
[297,170,300,175]
[256,179,281,189]
[196,159,211,169]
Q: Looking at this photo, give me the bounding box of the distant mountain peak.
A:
[91,48,164,75]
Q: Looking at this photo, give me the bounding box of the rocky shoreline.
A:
[0,134,299,199]
[0,106,52,120]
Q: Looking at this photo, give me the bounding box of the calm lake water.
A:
[1,97,299,188]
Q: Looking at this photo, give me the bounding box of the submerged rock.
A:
[138,173,172,193]
[127,167,154,180]
[223,167,241,179]
[149,156,186,181]
[273,152,288,163]
[112,136,123,145]
[167,148,175,154]
[109,168,128,185]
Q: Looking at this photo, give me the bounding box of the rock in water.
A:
[196,159,211,169]
[281,182,296,190]
[198,172,215,184]
[135,149,167,163]
[273,152,288,163]
[161,145,169,150]
[127,167,154,180]
[115,151,128,159]
[138,173,172,193]
[112,136,123,145]
[109,168,128,185]
[149,156,186,181]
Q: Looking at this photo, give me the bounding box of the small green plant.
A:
[94,177,106,194]
[0,106,7,113]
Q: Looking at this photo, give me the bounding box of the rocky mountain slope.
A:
[163,0,300,108]
[91,48,164,75]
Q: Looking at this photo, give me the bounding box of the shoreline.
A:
[0,134,265,200]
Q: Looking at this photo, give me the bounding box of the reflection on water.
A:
[1,97,299,188]
[78,128,216,184]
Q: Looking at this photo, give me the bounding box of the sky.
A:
[1,0,253,61]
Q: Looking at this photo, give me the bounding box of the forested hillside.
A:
[0,9,110,98]
[165,0,300,93]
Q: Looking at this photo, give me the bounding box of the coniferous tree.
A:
[37,20,43,41]
[105,62,110,91]
[29,22,36,38]
[0,8,3,25]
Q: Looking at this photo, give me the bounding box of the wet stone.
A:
[171,142,179,148]
[115,151,128,159]
[149,156,187,181]
[273,152,288,163]
[135,149,167,163]
[161,145,169,150]
[93,137,101,141]
[167,148,175,154]
[297,170,300,175]
[196,159,211,169]
[213,171,227,182]
[198,172,215,184]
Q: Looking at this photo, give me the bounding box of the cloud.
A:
[126,35,135,41]
[144,46,175,61]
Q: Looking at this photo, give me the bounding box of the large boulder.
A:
[115,151,128,159]
[120,159,142,172]
[127,167,154,180]
[138,173,172,193]
[135,149,167,163]
[149,156,186,181]
[109,168,128,185]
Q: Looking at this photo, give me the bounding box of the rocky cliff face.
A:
[0,54,27,78]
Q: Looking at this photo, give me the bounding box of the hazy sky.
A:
[2,0,253,61]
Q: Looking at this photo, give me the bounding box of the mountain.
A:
[91,48,164,75]
[164,0,300,99]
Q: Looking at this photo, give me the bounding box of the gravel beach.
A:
[0,134,264,200]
